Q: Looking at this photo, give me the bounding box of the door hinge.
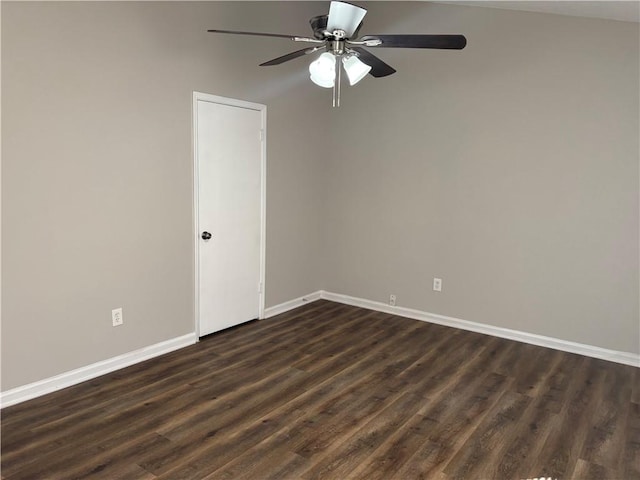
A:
[259,282,263,293]
[259,129,265,141]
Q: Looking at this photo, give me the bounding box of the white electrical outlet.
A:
[112,307,123,327]
[389,294,396,306]
[433,278,442,292]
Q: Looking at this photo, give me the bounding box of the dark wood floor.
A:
[2,300,638,479]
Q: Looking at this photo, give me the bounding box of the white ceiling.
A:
[436,1,640,23]
[173,1,640,23]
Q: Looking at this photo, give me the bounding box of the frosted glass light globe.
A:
[309,52,336,88]
[342,55,371,86]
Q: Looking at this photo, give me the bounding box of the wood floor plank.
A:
[345,413,438,480]
[140,367,311,476]
[391,440,452,480]
[632,367,640,404]
[292,332,503,476]
[302,335,506,479]
[0,342,217,435]
[205,432,308,480]
[482,400,557,479]
[623,402,640,479]
[231,329,429,473]
[389,371,509,479]
[299,391,427,480]
[441,390,532,479]
[64,434,168,480]
[156,320,393,445]
[398,372,508,478]
[571,458,616,480]
[579,361,633,471]
[2,300,637,480]
[2,383,195,479]
[535,351,584,413]
[532,356,609,479]
[511,347,563,398]
[152,316,419,478]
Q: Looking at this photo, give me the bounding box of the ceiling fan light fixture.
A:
[309,52,336,88]
[342,55,371,86]
[208,1,467,105]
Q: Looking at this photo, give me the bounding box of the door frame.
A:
[192,91,267,338]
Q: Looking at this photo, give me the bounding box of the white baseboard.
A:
[264,290,323,318]
[320,291,640,368]
[5,290,636,408]
[0,333,197,408]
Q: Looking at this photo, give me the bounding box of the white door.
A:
[194,93,265,337]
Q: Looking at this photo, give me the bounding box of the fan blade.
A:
[310,15,328,39]
[350,47,396,78]
[208,29,320,43]
[260,46,326,66]
[361,34,467,49]
[327,1,367,38]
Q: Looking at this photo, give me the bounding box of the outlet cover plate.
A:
[112,308,123,327]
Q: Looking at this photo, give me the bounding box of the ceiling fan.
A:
[208,1,466,107]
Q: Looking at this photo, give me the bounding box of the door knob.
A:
[201,231,212,240]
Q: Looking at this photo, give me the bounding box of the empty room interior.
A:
[1,1,639,479]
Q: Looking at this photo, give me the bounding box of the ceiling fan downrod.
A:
[333,54,341,107]
[330,30,346,108]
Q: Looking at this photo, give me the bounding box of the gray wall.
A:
[1,1,329,390]
[324,2,639,353]
[2,1,638,392]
